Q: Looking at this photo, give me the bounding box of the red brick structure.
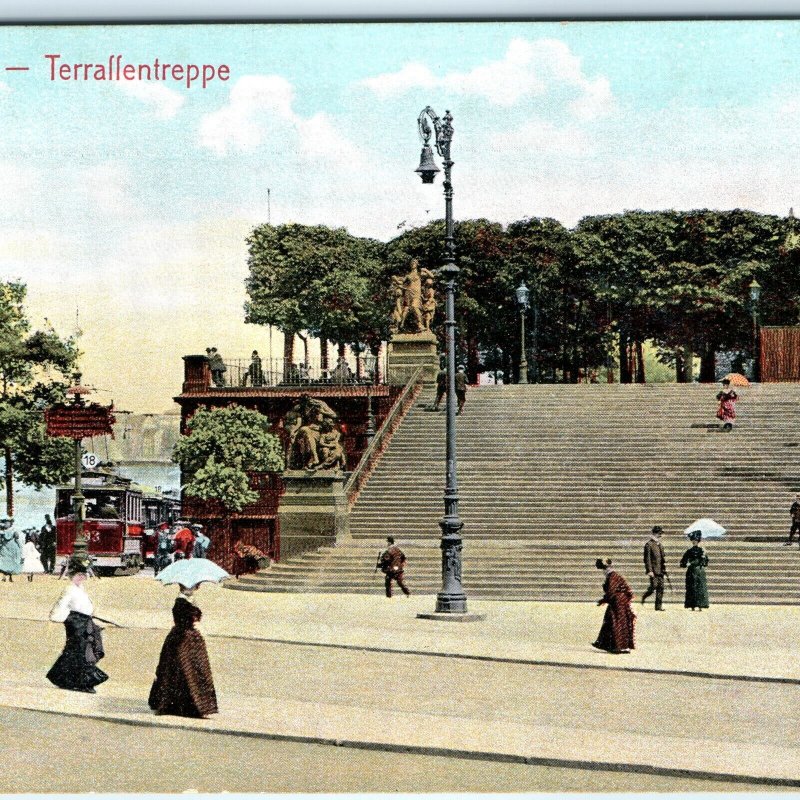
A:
[174,354,401,574]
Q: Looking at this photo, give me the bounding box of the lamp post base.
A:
[418,611,486,622]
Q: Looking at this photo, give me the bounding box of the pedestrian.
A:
[192,525,211,559]
[208,347,227,387]
[785,494,800,546]
[680,531,710,611]
[40,514,57,573]
[154,522,174,576]
[148,584,218,719]
[173,522,195,560]
[0,520,22,582]
[432,365,447,411]
[455,365,467,415]
[21,532,44,582]
[716,378,738,431]
[377,536,410,598]
[245,350,264,387]
[592,558,636,654]
[46,557,108,693]
[641,525,668,610]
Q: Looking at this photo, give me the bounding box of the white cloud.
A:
[199,75,296,155]
[358,38,613,119]
[117,81,184,119]
[489,118,592,156]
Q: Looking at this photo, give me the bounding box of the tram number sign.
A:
[81,452,100,470]
[45,403,116,439]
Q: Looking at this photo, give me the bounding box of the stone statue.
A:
[286,395,345,472]
[393,258,436,334]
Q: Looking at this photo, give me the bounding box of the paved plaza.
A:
[1,574,800,791]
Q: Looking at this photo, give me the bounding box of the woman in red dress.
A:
[592,558,636,654]
[716,378,738,431]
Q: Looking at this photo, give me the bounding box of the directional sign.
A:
[45,403,115,439]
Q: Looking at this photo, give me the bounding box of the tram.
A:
[55,469,180,573]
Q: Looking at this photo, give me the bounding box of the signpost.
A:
[45,374,115,561]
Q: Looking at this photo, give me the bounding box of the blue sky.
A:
[0,21,798,410]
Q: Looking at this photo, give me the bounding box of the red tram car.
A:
[55,470,180,573]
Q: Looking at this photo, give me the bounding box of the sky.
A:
[0,21,799,411]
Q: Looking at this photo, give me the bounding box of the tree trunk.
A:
[684,346,694,382]
[467,336,480,384]
[320,339,330,374]
[371,344,381,384]
[635,340,646,383]
[699,345,717,382]
[675,348,686,383]
[283,331,295,380]
[618,330,632,384]
[4,446,13,518]
[297,334,309,366]
[338,342,346,359]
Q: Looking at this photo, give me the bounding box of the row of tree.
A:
[245,210,800,383]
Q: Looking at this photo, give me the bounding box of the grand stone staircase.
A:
[230,384,800,603]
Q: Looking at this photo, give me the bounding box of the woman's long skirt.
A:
[46,612,109,691]
[148,627,218,718]
[684,566,710,609]
[594,598,636,652]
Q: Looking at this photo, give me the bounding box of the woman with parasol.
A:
[148,558,227,719]
[592,558,636,654]
[716,376,741,431]
[680,530,710,611]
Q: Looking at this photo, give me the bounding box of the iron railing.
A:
[345,366,424,508]
[208,356,386,388]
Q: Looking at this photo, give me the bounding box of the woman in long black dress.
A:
[680,531,710,610]
[47,558,108,693]
[148,584,218,719]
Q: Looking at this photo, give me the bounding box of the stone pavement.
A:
[2,575,800,787]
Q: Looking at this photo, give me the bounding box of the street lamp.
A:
[516,281,530,384]
[750,278,761,382]
[415,106,467,614]
[363,348,377,442]
[67,372,88,560]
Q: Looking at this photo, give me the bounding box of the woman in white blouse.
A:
[46,558,108,693]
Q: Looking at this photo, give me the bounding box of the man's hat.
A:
[652,525,663,534]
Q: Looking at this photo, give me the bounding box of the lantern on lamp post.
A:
[516,281,530,384]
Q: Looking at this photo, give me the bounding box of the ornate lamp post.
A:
[516,281,530,384]
[749,279,761,382]
[363,348,377,442]
[415,106,467,614]
[68,374,88,560]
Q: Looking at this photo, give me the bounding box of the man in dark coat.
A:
[378,536,410,598]
[786,494,800,546]
[455,365,468,415]
[432,366,447,411]
[40,514,57,574]
[641,525,668,610]
[208,347,227,387]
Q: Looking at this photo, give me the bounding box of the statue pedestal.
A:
[387,331,439,385]
[277,470,350,561]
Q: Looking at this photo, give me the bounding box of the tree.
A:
[0,282,78,516]
[245,224,390,372]
[173,406,285,513]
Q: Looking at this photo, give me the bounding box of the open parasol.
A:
[683,518,726,539]
[154,557,229,589]
[722,373,750,387]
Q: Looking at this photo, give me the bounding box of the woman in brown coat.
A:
[592,558,636,654]
[148,584,218,718]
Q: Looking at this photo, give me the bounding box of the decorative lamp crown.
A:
[516,281,530,309]
[415,145,440,184]
[749,278,761,304]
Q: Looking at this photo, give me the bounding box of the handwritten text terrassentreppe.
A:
[45,54,229,89]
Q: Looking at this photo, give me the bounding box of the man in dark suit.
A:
[378,536,410,598]
[40,514,57,574]
[641,525,668,610]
